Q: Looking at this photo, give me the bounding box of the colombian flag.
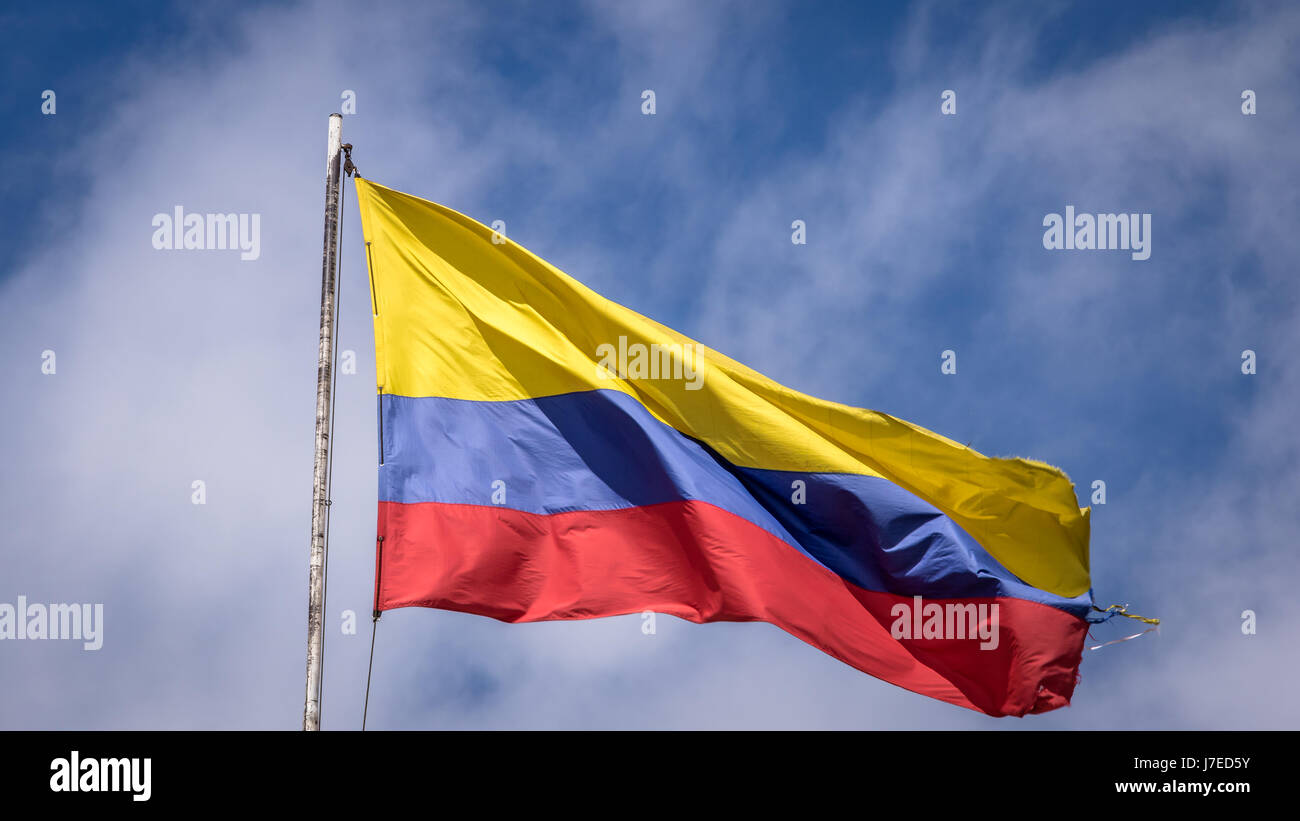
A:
[356,178,1093,717]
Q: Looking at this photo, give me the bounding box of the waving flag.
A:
[356,177,1093,717]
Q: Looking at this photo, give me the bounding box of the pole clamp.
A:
[342,143,360,179]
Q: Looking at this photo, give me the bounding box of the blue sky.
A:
[1,0,1296,728]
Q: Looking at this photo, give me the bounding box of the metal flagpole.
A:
[304,112,343,731]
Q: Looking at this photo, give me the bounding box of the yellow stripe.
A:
[356,177,1091,598]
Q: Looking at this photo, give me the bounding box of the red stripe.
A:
[377,499,1086,716]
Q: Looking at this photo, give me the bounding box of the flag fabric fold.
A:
[356,177,1093,717]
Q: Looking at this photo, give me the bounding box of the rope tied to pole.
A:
[362,610,380,731]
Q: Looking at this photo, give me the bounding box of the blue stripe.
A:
[380,390,1092,618]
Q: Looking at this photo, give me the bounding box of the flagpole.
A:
[304,112,343,731]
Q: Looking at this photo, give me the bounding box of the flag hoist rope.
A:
[338,144,383,732]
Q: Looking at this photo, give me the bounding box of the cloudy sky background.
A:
[1,0,1296,728]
